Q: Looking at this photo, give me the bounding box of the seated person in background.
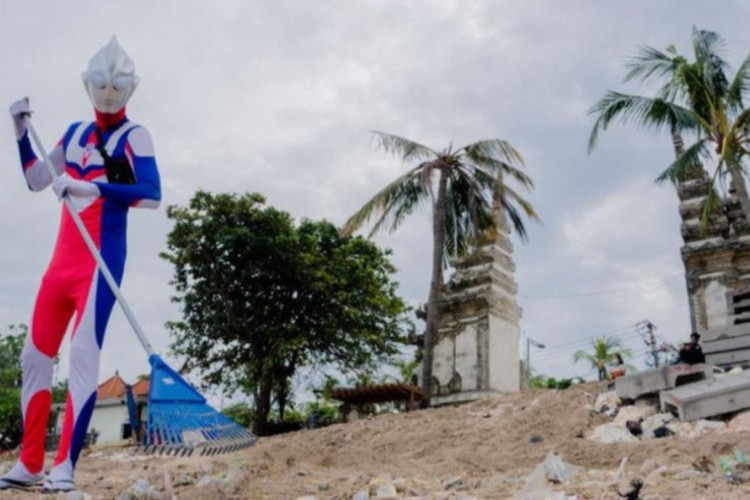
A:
[607,353,626,387]
[678,332,705,365]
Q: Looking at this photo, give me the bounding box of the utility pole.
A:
[637,320,659,368]
[525,336,546,387]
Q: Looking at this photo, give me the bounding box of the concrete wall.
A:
[488,314,520,393]
[431,325,480,392]
[89,403,129,443]
[702,279,730,330]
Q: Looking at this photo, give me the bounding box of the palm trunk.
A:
[421,167,448,401]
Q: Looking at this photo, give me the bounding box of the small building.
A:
[53,371,149,445]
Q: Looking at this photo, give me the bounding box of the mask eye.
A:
[88,72,108,90]
[112,75,134,92]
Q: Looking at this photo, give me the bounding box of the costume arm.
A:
[94,126,161,208]
[17,129,67,191]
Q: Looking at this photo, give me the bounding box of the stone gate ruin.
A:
[415,202,523,405]
[678,170,750,332]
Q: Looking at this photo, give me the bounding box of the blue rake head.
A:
[143,354,257,455]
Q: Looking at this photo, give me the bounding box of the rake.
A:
[24,115,257,456]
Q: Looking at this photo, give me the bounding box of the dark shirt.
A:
[679,341,705,365]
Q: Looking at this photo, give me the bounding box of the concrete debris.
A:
[641,412,676,438]
[586,423,640,444]
[593,391,620,413]
[726,409,750,433]
[543,452,581,483]
[613,405,656,425]
[625,420,642,437]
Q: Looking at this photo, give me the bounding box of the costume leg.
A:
[48,263,120,488]
[0,275,75,488]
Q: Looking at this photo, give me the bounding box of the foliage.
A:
[162,191,410,435]
[0,325,25,449]
[589,27,750,226]
[573,336,633,382]
[0,324,68,447]
[51,380,68,404]
[391,357,420,384]
[222,402,255,428]
[343,132,538,397]
[530,375,578,390]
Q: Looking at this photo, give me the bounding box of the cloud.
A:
[1,0,748,389]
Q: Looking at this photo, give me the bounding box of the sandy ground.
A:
[2,381,750,499]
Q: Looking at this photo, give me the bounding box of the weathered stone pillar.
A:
[419,207,522,405]
[678,171,750,331]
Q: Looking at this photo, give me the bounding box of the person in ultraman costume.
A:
[0,37,161,493]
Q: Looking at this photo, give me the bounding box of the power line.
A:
[519,273,684,300]
[525,323,640,358]
[533,330,642,362]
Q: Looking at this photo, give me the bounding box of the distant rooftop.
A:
[96,371,149,400]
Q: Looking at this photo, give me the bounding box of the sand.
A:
[2,381,750,499]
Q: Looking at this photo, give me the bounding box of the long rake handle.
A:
[25,116,156,357]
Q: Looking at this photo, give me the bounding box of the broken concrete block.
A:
[585,423,639,444]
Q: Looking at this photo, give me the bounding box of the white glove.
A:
[9,97,31,140]
[52,175,100,200]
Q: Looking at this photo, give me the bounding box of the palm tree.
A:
[343,132,538,398]
[589,27,750,225]
[573,336,633,382]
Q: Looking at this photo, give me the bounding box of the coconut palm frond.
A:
[466,153,535,190]
[624,45,679,84]
[729,107,750,142]
[500,200,529,242]
[689,28,730,105]
[719,134,748,176]
[371,131,437,164]
[443,189,471,263]
[588,92,699,153]
[500,184,540,222]
[457,163,501,194]
[375,181,425,233]
[443,168,494,259]
[463,139,525,167]
[342,165,426,236]
[727,52,750,111]
[573,336,632,381]
[699,188,724,231]
[692,27,728,72]
[367,173,428,237]
[655,139,711,184]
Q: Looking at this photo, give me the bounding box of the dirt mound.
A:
[2,382,750,499]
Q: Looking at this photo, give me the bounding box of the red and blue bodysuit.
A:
[11,109,160,489]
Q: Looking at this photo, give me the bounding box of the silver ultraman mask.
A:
[82,36,140,114]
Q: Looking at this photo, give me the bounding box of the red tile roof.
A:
[131,378,150,397]
[96,372,150,400]
[97,373,127,400]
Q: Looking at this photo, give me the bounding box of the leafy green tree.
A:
[573,337,633,381]
[590,27,750,224]
[529,375,577,390]
[0,325,67,446]
[162,191,410,435]
[391,357,420,384]
[343,132,538,398]
[222,402,255,428]
[0,325,26,449]
[51,380,68,404]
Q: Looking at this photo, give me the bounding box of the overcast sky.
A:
[2,1,749,399]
